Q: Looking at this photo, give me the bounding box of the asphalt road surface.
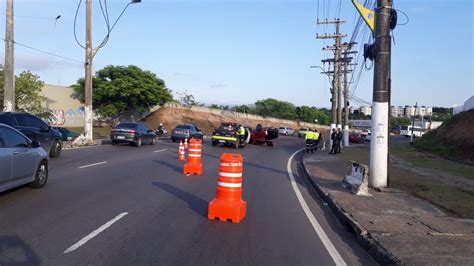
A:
[0,136,376,265]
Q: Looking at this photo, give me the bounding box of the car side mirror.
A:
[31,140,41,148]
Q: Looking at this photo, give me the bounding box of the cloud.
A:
[210,83,228,89]
[0,54,82,72]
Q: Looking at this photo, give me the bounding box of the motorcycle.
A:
[155,126,168,137]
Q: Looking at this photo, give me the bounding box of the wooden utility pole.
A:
[3,0,14,111]
[369,0,393,188]
[84,0,93,143]
[317,19,346,130]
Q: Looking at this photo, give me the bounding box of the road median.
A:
[300,150,474,265]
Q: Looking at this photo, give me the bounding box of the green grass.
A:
[66,127,111,139]
[413,131,461,159]
[391,143,474,180]
[338,145,474,219]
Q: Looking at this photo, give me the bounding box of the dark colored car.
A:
[110,122,156,147]
[0,112,63,157]
[53,127,80,141]
[171,124,203,142]
[349,132,365,144]
[0,123,49,192]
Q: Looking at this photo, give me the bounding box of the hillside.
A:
[415,109,474,163]
[143,106,327,135]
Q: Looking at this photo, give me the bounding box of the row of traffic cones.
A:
[175,139,246,223]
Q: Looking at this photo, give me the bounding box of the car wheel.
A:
[30,160,48,188]
[172,139,176,143]
[135,138,142,147]
[112,140,117,146]
[212,141,218,147]
[234,142,239,149]
[151,137,156,145]
[49,140,62,158]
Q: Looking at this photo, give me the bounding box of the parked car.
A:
[278,126,294,136]
[349,132,365,144]
[211,123,247,148]
[53,127,80,141]
[0,112,63,157]
[298,127,309,138]
[0,123,49,193]
[110,122,156,147]
[171,124,203,142]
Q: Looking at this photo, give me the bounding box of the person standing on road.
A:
[305,129,314,153]
[317,130,323,150]
[313,129,320,152]
[336,128,343,154]
[329,128,337,154]
[238,125,246,144]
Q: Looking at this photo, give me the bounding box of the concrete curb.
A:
[300,159,402,265]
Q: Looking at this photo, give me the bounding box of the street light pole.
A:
[3,0,14,112]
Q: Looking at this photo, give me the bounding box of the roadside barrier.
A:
[208,153,247,223]
[183,138,203,175]
[342,161,371,196]
[178,142,185,161]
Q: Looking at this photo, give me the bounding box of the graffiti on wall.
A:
[48,107,85,127]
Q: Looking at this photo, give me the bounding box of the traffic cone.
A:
[178,142,185,161]
[208,153,246,223]
[184,138,188,149]
[183,138,203,175]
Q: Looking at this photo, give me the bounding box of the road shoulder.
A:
[300,151,474,265]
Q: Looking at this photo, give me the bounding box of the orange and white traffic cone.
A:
[178,142,185,161]
[183,138,203,175]
[208,153,246,223]
[184,138,188,149]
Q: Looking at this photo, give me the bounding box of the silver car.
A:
[0,123,49,193]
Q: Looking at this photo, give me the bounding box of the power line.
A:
[73,0,85,49]
[1,38,84,64]
[1,13,60,20]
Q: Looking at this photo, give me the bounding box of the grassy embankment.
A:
[339,144,474,219]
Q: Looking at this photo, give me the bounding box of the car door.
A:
[0,127,37,186]
[0,129,13,191]
[26,114,53,151]
[142,124,153,142]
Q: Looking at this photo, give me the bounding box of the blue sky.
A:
[1,0,473,108]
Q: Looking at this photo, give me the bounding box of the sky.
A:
[1,0,473,108]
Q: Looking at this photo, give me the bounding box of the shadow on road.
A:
[0,235,41,266]
[152,181,208,219]
[152,160,183,173]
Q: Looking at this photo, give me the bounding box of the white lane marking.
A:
[153,149,169,153]
[64,212,128,254]
[287,149,346,266]
[78,161,108,169]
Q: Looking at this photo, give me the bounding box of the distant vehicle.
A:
[400,125,424,138]
[212,123,247,148]
[250,124,278,146]
[0,112,63,157]
[171,124,203,142]
[349,132,365,144]
[298,128,309,138]
[278,126,294,136]
[110,122,156,147]
[0,123,49,193]
[155,124,168,137]
[53,127,80,141]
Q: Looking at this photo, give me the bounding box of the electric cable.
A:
[73,0,85,49]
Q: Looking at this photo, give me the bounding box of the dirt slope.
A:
[143,107,326,135]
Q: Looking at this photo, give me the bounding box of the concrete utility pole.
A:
[410,102,417,145]
[369,0,392,188]
[317,19,347,141]
[342,51,356,147]
[84,0,93,143]
[3,0,14,112]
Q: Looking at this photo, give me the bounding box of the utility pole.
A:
[84,0,93,143]
[317,19,347,137]
[410,102,417,145]
[3,0,14,112]
[369,0,392,188]
[342,51,357,147]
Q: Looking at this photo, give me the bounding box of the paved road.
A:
[0,136,375,265]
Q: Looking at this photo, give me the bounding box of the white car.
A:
[278,127,294,136]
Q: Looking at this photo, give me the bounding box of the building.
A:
[41,84,85,127]
[390,106,403,117]
[453,95,474,115]
[359,106,372,116]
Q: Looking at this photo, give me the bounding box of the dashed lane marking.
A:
[78,161,108,169]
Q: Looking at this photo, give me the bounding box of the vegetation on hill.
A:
[414,109,474,163]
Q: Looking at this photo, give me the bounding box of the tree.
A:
[255,98,297,119]
[296,106,330,125]
[177,90,202,107]
[72,65,172,120]
[391,117,411,129]
[0,67,46,116]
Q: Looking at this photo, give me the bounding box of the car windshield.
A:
[175,125,191,129]
[219,124,236,130]
[116,123,138,129]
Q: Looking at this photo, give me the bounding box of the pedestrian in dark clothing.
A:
[336,128,343,153]
[329,128,337,154]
